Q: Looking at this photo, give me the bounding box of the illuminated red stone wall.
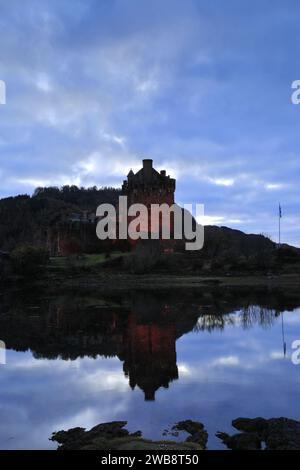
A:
[121,160,176,248]
[122,311,178,401]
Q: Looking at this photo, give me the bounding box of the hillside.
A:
[0,186,299,274]
[0,186,121,251]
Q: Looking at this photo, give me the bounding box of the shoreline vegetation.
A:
[2,243,300,291]
[3,267,300,291]
[21,272,300,291]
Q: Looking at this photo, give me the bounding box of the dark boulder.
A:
[216,431,261,450]
[173,420,208,449]
[217,417,300,450]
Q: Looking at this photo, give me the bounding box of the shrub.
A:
[124,240,161,274]
[11,245,49,276]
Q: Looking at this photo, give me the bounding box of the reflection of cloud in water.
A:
[83,370,129,393]
[212,356,240,367]
[0,353,132,449]
[0,291,300,449]
[269,350,287,360]
[282,313,300,325]
[177,363,191,376]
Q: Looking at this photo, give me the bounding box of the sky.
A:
[0,0,300,246]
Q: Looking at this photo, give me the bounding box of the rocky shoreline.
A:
[51,417,300,451]
[51,421,207,451]
[217,417,300,450]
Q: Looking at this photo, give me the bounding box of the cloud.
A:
[0,0,299,245]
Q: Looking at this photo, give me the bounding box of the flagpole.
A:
[278,203,281,248]
[281,312,286,358]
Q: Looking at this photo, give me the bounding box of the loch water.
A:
[0,286,300,449]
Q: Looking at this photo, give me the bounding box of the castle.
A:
[48,159,177,255]
[121,159,176,245]
[122,159,176,206]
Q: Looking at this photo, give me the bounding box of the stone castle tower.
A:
[122,159,176,206]
[121,159,176,244]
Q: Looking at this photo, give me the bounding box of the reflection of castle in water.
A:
[122,310,178,400]
[0,288,299,400]
[0,291,198,400]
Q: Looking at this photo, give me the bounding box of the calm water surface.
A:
[0,287,300,449]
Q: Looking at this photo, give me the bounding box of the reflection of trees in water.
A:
[194,314,235,332]
[239,305,278,330]
[194,306,279,332]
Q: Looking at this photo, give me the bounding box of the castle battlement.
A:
[122,159,176,205]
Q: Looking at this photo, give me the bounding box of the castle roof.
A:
[122,159,175,190]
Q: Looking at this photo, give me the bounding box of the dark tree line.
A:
[0,186,121,251]
[33,185,121,207]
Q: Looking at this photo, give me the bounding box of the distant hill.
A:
[204,225,275,257]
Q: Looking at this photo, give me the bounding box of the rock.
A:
[186,431,209,448]
[51,421,205,451]
[173,419,205,434]
[232,417,267,434]
[130,431,142,437]
[51,421,130,450]
[266,417,300,450]
[217,417,300,450]
[88,421,129,439]
[216,431,261,450]
[173,420,208,449]
[51,427,85,445]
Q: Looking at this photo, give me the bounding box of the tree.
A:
[11,245,49,276]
